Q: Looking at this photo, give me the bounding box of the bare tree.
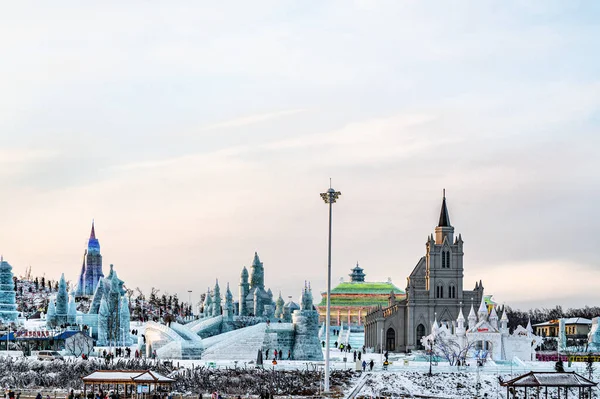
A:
[433,335,476,366]
[64,332,95,357]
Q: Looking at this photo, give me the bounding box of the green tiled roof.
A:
[329,282,404,295]
[321,297,393,307]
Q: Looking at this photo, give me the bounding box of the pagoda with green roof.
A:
[316,263,404,326]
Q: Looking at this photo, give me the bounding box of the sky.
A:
[0,1,599,311]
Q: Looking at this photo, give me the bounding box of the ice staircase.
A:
[146,321,203,360]
[188,315,223,337]
[201,323,267,361]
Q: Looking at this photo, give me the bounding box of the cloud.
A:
[197,109,305,131]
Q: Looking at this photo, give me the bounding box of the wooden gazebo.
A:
[499,371,597,399]
[82,370,175,398]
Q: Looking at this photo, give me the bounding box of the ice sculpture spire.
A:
[477,295,488,322]
[67,290,77,324]
[120,296,131,345]
[468,301,477,330]
[489,305,499,329]
[250,251,265,289]
[212,279,222,316]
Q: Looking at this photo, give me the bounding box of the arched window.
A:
[441,251,446,268]
[436,284,443,298]
[446,251,451,268]
[449,284,456,298]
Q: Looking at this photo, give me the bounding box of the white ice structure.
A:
[588,317,600,350]
[145,321,204,359]
[144,282,323,361]
[421,296,542,362]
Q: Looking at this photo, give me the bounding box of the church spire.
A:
[90,220,96,239]
[437,189,451,227]
[434,190,455,244]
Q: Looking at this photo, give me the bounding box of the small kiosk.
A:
[82,370,175,399]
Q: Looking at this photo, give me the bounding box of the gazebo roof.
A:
[82,370,174,384]
[500,372,597,388]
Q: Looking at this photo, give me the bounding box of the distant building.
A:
[533,318,592,343]
[364,193,485,352]
[316,263,404,326]
[75,221,104,297]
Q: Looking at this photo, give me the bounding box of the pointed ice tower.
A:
[239,267,249,316]
[56,274,69,316]
[489,306,499,330]
[431,314,439,337]
[477,296,488,322]
[47,299,56,323]
[212,280,222,317]
[456,305,466,337]
[224,283,234,320]
[500,306,509,335]
[203,287,212,316]
[468,303,477,330]
[67,290,77,325]
[120,296,131,345]
[97,296,109,345]
[526,318,533,337]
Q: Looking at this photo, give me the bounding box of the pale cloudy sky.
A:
[0,1,599,310]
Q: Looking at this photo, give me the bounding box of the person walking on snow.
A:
[361,360,366,371]
[369,359,374,371]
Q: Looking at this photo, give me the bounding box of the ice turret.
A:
[203,287,212,316]
[431,315,439,335]
[456,306,466,336]
[67,291,77,324]
[250,252,265,289]
[120,296,131,345]
[500,306,509,335]
[56,274,68,316]
[526,318,533,337]
[489,306,498,329]
[477,296,488,322]
[468,303,477,330]
[212,280,222,317]
[239,266,249,316]
[47,300,56,319]
[224,283,234,320]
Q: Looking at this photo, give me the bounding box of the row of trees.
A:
[504,305,600,331]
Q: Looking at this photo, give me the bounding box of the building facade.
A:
[316,263,404,326]
[364,194,484,352]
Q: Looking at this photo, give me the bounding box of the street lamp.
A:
[320,183,341,393]
[428,335,436,377]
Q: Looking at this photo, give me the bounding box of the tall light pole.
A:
[320,183,341,393]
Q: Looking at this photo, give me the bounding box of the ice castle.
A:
[238,252,275,317]
[77,264,132,346]
[0,257,18,324]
